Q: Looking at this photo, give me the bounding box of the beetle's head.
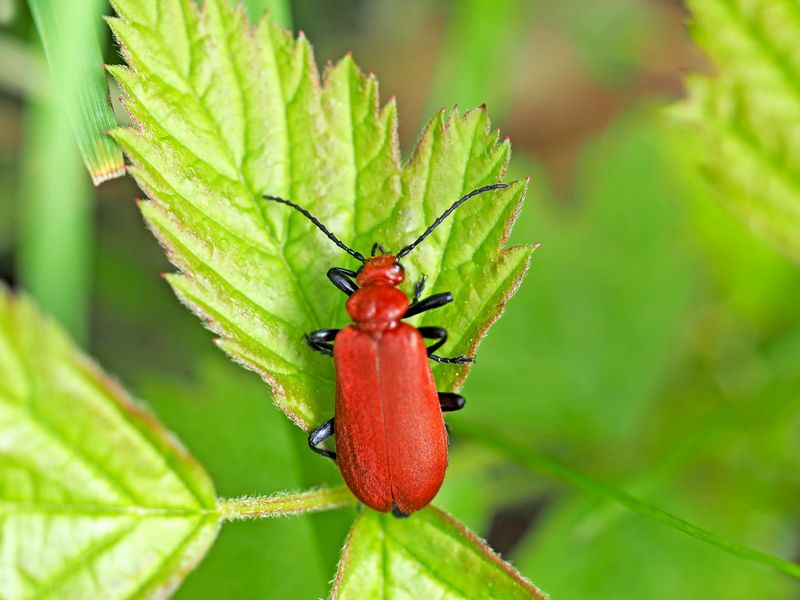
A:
[356,254,405,287]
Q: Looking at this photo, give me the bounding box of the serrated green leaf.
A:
[331,507,547,600]
[678,0,800,263]
[107,1,531,428]
[0,289,218,599]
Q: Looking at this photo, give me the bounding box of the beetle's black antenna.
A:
[396,183,509,259]
[263,195,365,262]
[370,243,388,256]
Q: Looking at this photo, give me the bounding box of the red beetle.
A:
[264,184,507,516]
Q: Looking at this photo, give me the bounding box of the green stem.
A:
[18,98,91,344]
[458,419,800,580]
[218,485,355,521]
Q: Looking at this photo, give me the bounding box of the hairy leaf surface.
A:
[331,507,547,599]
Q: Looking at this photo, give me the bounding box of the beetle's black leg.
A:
[429,354,475,364]
[391,502,411,519]
[418,326,475,364]
[412,275,428,304]
[308,418,336,460]
[328,267,358,296]
[418,326,447,354]
[404,292,453,319]
[439,392,464,451]
[305,328,339,356]
[438,392,466,412]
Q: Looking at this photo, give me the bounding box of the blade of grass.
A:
[19,0,117,341]
[241,0,292,28]
[458,419,800,580]
[27,0,124,184]
[426,0,533,120]
[218,486,355,521]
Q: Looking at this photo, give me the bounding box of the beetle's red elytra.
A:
[264,183,507,517]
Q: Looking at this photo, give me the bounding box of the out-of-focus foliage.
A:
[0,0,16,24]
[464,111,694,446]
[535,0,664,84]
[17,96,92,343]
[678,0,800,264]
[426,0,532,117]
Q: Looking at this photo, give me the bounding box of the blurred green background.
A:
[1,0,799,598]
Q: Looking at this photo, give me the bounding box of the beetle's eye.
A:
[393,262,404,272]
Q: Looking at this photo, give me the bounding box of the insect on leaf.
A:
[0,288,218,599]
[106,0,533,429]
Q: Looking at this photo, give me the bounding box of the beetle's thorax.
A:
[347,254,408,334]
